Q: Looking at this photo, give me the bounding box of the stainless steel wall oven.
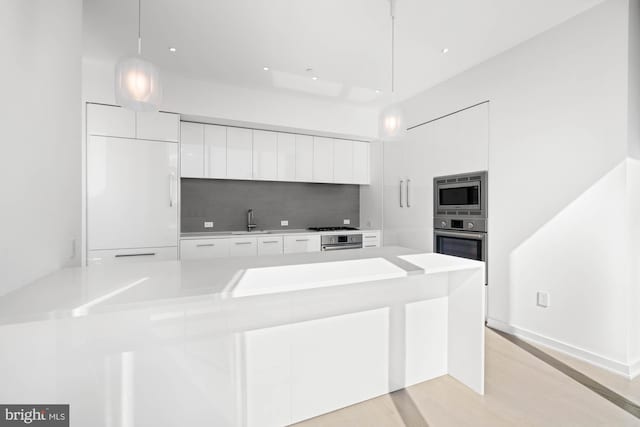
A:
[433,171,488,283]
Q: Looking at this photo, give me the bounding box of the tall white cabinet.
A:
[383,103,489,250]
[86,104,180,265]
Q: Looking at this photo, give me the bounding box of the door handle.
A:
[296,238,310,242]
[235,241,252,245]
[407,179,411,208]
[399,179,404,207]
[196,243,215,247]
[115,252,156,258]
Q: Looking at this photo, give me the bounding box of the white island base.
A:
[0,248,485,427]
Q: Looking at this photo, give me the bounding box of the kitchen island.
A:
[0,247,485,427]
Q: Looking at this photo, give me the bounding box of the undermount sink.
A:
[230,231,271,235]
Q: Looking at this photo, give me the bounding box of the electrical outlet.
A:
[281,220,289,226]
[536,291,550,308]
[204,221,214,229]
[343,219,351,225]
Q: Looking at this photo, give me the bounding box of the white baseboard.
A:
[486,318,638,380]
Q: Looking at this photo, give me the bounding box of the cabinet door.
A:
[227,128,253,179]
[86,104,135,138]
[295,135,314,181]
[180,122,204,178]
[353,142,370,184]
[180,239,230,260]
[313,137,334,183]
[136,112,179,142]
[253,130,278,180]
[333,140,353,183]
[283,235,321,254]
[88,136,178,250]
[205,124,227,178]
[257,236,284,255]
[277,133,296,181]
[229,237,258,256]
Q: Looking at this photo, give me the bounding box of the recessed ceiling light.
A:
[375,89,381,94]
[441,48,449,54]
[311,76,319,81]
[263,66,270,71]
[169,47,177,52]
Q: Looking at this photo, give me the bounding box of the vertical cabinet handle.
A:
[407,179,411,208]
[168,172,177,207]
[399,179,404,208]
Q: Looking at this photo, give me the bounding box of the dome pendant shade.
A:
[379,104,405,141]
[114,56,162,112]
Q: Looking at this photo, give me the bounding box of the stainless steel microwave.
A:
[434,171,487,216]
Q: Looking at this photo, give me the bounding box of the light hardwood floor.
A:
[293,328,640,426]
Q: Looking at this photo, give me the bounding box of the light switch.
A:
[536,291,550,308]
[343,219,351,225]
[280,220,289,226]
[204,221,214,229]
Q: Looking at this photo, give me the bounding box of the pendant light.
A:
[379,0,405,140]
[114,0,162,112]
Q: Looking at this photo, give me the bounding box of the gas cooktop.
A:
[307,226,359,232]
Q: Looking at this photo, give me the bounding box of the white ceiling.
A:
[83,0,604,105]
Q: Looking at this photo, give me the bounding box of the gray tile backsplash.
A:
[181,179,360,232]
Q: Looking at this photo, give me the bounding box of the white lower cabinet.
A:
[283,235,321,254]
[180,238,230,260]
[257,236,284,255]
[229,237,258,257]
[362,231,381,248]
[87,247,177,265]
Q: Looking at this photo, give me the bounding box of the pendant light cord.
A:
[137,0,142,55]
[390,0,395,94]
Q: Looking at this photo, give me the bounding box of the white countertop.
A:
[180,228,381,239]
[0,247,483,325]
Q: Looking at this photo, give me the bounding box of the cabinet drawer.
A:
[180,239,230,260]
[229,237,258,257]
[362,232,381,248]
[258,236,283,255]
[283,235,321,254]
[88,247,177,265]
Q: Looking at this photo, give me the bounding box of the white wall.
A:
[82,58,378,139]
[396,0,638,373]
[627,0,640,369]
[0,0,82,296]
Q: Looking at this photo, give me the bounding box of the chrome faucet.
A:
[247,209,256,232]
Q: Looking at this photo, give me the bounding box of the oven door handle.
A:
[322,244,363,251]
[435,230,486,240]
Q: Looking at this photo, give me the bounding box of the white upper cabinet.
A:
[353,141,370,184]
[87,104,179,142]
[295,134,314,181]
[313,137,334,183]
[87,104,135,138]
[277,133,296,181]
[205,124,227,178]
[227,127,253,179]
[180,122,204,178]
[136,111,180,142]
[177,120,370,185]
[333,140,353,184]
[253,130,278,180]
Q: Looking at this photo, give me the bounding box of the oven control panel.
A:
[434,217,487,233]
